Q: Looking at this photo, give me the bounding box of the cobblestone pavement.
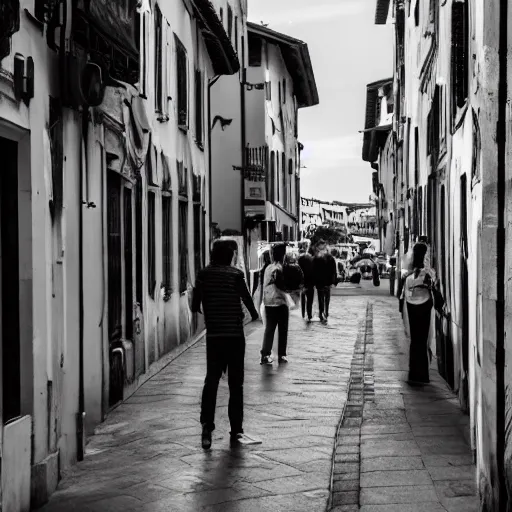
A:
[39,294,367,512]
[329,294,478,512]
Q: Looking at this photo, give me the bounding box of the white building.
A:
[0,1,237,510]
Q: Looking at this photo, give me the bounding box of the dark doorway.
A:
[1,136,20,424]
[460,174,470,409]
[124,187,133,341]
[107,172,123,406]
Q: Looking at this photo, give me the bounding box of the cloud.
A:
[249,1,366,27]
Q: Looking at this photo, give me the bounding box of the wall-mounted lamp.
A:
[14,54,34,105]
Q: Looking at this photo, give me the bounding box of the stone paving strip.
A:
[38,296,367,512]
[328,296,479,512]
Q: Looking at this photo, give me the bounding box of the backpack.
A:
[281,262,304,291]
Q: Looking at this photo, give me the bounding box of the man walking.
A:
[260,243,290,365]
[192,240,258,450]
[298,243,314,322]
[312,240,337,323]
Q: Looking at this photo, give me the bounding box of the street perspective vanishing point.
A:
[0,0,508,511]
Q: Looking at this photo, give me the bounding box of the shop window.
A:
[451,0,469,111]
[175,35,188,129]
[147,190,156,299]
[162,194,172,292]
[195,70,203,148]
[179,201,188,293]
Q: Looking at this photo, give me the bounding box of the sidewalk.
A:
[39,296,368,512]
[330,296,478,512]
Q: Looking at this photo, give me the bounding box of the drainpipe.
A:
[240,35,248,275]
[207,74,221,239]
[496,0,507,507]
[77,107,87,461]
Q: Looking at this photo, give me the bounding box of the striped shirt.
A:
[192,264,258,337]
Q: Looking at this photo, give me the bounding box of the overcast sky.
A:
[248,0,393,203]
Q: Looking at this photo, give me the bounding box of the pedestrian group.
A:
[191,238,338,449]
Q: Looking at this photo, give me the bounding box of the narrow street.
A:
[38,283,477,512]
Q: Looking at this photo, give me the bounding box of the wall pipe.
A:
[496,0,507,507]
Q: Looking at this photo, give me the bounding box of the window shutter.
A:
[195,70,203,146]
[175,35,188,129]
[451,1,468,109]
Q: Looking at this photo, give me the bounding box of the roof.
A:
[193,0,240,75]
[362,78,393,162]
[375,0,391,24]
[247,22,319,108]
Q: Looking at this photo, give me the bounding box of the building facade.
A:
[242,23,318,271]
[365,0,512,509]
[0,0,237,510]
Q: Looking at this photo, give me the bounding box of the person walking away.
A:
[313,240,337,323]
[260,243,290,365]
[298,244,314,322]
[192,240,259,450]
[257,250,271,327]
[400,243,438,384]
[389,257,397,296]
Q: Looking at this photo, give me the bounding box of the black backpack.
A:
[281,262,304,291]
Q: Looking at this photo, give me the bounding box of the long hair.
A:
[412,243,428,278]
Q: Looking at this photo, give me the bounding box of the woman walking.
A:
[260,243,290,365]
[401,243,436,384]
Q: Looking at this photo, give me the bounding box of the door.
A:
[460,174,470,408]
[1,136,20,425]
[107,172,123,406]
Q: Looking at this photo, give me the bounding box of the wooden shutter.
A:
[195,70,203,146]
[451,1,468,109]
[175,35,188,129]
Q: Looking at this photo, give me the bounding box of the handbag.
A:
[431,282,445,312]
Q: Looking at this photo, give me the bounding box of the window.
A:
[177,160,188,197]
[269,151,275,200]
[414,127,419,185]
[429,0,437,22]
[175,35,188,129]
[155,4,163,112]
[283,79,286,103]
[265,81,272,101]
[227,5,233,40]
[162,195,172,292]
[140,9,151,97]
[195,70,203,147]
[282,152,286,208]
[276,152,280,202]
[249,35,262,66]
[194,203,201,275]
[414,0,419,26]
[179,201,188,293]
[220,6,224,23]
[234,16,238,56]
[49,96,63,220]
[278,82,282,105]
[135,175,143,306]
[451,0,469,111]
[147,190,156,299]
